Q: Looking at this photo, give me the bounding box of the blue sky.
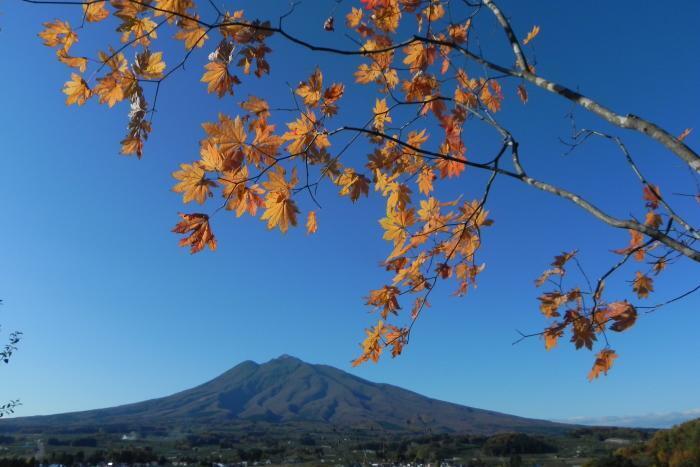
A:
[1,0,698,426]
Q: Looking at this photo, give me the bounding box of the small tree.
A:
[1,300,21,417]
[24,0,699,378]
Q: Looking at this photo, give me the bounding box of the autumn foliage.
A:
[34,0,699,379]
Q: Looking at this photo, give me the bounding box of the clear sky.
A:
[1,0,698,426]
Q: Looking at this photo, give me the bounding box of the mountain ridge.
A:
[0,355,570,435]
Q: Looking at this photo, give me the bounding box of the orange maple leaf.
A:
[588,349,617,381]
[56,49,87,72]
[306,211,318,234]
[373,98,392,130]
[83,1,110,22]
[240,96,270,119]
[632,272,653,299]
[133,50,166,79]
[366,285,401,319]
[336,168,370,202]
[63,73,91,106]
[480,80,503,113]
[260,168,300,233]
[296,68,323,107]
[120,16,158,46]
[435,152,466,179]
[643,184,662,209]
[39,20,77,52]
[174,15,209,49]
[352,320,387,367]
[346,7,363,28]
[172,213,217,254]
[403,42,436,71]
[172,163,217,204]
[603,301,637,332]
[201,61,239,97]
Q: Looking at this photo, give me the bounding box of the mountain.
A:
[0,355,568,435]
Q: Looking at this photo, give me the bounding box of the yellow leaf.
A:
[198,141,225,172]
[172,162,217,204]
[120,16,158,47]
[220,166,265,217]
[380,208,415,251]
[447,19,470,43]
[83,1,109,22]
[296,68,323,107]
[417,167,435,195]
[386,183,412,213]
[248,124,283,166]
[455,87,478,109]
[354,62,381,84]
[153,0,193,21]
[98,49,128,73]
[56,49,87,72]
[523,25,540,45]
[63,73,91,106]
[39,20,77,52]
[201,61,239,97]
[366,285,401,319]
[346,7,363,28]
[263,167,297,197]
[110,0,145,19]
[121,136,143,157]
[240,96,270,119]
[202,114,248,159]
[261,193,299,233]
[352,320,387,366]
[174,15,208,49]
[306,211,318,234]
[373,98,391,130]
[385,325,408,357]
[282,112,328,154]
[260,168,300,233]
[336,168,370,202]
[134,50,166,79]
[94,73,125,107]
[371,2,401,32]
[422,2,444,22]
[403,42,436,71]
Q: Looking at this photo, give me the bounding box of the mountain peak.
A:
[267,354,303,365]
[274,353,300,360]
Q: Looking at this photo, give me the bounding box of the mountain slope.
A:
[0,355,568,435]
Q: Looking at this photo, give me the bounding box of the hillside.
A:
[0,355,568,435]
[594,418,700,466]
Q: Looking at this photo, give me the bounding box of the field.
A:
[0,426,654,466]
